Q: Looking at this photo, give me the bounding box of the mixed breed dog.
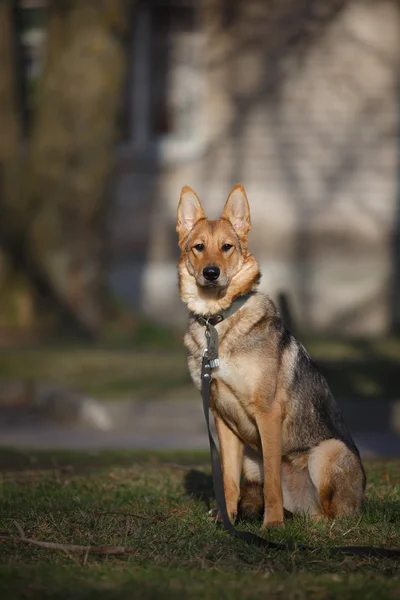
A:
[177,184,366,529]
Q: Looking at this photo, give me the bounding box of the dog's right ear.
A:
[177,186,206,247]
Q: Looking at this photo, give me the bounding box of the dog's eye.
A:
[193,243,205,252]
[222,244,233,252]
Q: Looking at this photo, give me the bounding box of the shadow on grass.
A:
[184,469,215,510]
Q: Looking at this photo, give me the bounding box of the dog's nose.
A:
[203,266,220,282]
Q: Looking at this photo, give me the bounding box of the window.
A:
[17,0,48,135]
[126,0,205,163]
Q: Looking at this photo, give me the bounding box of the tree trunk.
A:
[0,0,33,334]
[1,0,132,339]
[0,0,20,159]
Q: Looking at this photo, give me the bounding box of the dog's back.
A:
[270,312,360,457]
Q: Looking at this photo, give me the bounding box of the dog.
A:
[177,184,366,528]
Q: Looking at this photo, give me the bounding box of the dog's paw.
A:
[261,519,284,530]
[208,507,221,520]
[208,507,237,523]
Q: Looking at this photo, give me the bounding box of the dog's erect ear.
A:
[222,184,251,240]
[177,186,206,247]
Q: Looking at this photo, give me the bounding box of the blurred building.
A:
[18,0,400,335]
[110,0,400,335]
[17,0,47,132]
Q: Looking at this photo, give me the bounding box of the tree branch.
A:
[0,522,132,555]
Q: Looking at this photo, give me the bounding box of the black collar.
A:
[190,294,252,327]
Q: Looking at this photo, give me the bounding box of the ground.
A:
[1,330,400,597]
[0,449,399,599]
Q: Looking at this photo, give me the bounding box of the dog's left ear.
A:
[177,186,206,247]
[222,184,251,242]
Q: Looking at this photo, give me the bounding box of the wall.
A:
[109,0,400,334]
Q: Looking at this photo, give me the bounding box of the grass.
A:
[0,339,194,401]
[0,448,399,599]
[1,325,400,401]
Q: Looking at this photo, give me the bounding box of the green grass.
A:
[0,343,193,401]
[0,449,399,599]
[1,331,400,401]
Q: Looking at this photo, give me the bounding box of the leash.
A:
[200,319,400,559]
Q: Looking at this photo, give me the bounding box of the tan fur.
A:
[239,481,264,519]
[177,185,365,528]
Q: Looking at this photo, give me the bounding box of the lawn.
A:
[0,449,399,599]
[1,330,400,402]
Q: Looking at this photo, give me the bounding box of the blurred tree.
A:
[0,0,31,336]
[0,1,20,158]
[0,0,132,339]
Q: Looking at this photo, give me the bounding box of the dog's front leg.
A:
[214,413,244,522]
[255,404,284,528]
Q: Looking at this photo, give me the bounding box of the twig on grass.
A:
[0,534,132,555]
[0,521,132,555]
[14,521,25,538]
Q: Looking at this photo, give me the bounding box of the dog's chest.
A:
[186,321,262,446]
[211,356,260,445]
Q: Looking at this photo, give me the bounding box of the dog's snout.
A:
[203,266,220,282]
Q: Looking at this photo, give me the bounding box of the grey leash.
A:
[200,320,400,559]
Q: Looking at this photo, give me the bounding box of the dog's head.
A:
[176,185,260,315]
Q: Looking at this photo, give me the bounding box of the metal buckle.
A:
[202,348,212,381]
[204,321,220,369]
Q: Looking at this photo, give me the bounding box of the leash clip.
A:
[202,348,212,381]
[209,357,220,369]
[204,321,220,369]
